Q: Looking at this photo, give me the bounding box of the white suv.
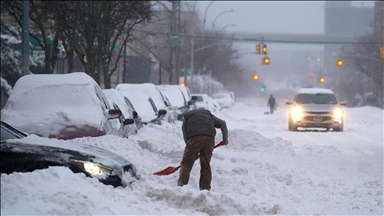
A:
[286,88,346,132]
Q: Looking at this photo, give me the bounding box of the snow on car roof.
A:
[297,88,334,94]
[116,83,167,110]
[117,89,157,123]
[156,85,186,107]
[1,72,112,138]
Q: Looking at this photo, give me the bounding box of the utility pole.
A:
[22,1,29,76]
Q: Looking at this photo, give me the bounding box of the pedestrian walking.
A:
[178,109,228,191]
[267,95,276,114]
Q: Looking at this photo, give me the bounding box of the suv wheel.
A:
[288,118,297,131]
[334,122,343,132]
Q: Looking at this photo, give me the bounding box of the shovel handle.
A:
[215,141,226,148]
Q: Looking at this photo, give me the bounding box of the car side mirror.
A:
[340,102,347,106]
[107,109,122,119]
[133,111,138,118]
[158,109,167,117]
[170,106,178,110]
[286,101,293,105]
[188,100,196,106]
[123,118,135,125]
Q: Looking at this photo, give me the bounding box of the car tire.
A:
[288,118,297,131]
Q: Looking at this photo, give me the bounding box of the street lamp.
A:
[219,24,235,33]
[212,8,234,29]
[203,1,215,32]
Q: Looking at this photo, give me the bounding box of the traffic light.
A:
[260,86,266,92]
[255,43,261,55]
[261,43,267,55]
[318,76,325,83]
[380,46,384,59]
[253,74,259,80]
[262,56,270,65]
[309,72,314,77]
[336,58,344,67]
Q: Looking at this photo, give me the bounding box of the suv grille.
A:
[305,111,331,114]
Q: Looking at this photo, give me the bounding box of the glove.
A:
[222,140,229,145]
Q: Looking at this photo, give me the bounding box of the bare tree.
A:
[2,0,62,74]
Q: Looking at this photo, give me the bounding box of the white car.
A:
[211,93,233,108]
[156,85,196,120]
[191,93,218,112]
[286,88,346,131]
[103,89,143,137]
[118,89,167,125]
[116,83,177,123]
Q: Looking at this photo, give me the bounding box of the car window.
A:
[124,97,136,111]
[148,97,159,114]
[1,122,26,140]
[296,93,337,104]
[178,88,187,105]
[94,85,111,109]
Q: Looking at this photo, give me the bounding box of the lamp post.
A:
[219,24,236,33]
[202,1,215,33]
[211,8,234,29]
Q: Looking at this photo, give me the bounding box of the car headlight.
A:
[333,107,343,120]
[291,106,303,120]
[73,160,113,176]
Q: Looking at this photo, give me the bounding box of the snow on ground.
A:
[1,98,383,215]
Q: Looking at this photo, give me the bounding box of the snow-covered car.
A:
[103,89,143,137]
[191,94,210,110]
[286,88,346,131]
[116,83,177,123]
[1,72,123,140]
[211,93,233,108]
[0,121,138,187]
[156,85,195,120]
[191,94,218,112]
[117,89,167,125]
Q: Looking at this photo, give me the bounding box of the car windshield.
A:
[1,122,26,140]
[295,93,338,104]
[192,96,203,102]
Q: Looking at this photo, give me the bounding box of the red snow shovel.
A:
[153,141,226,176]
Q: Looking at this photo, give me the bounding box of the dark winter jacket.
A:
[182,110,228,144]
[268,96,276,107]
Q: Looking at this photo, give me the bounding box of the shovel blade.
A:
[153,166,180,175]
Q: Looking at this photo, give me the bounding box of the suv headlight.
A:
[333,107,343,120]
[291,106,303,120]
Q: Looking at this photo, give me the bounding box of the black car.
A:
[0,121,138,187]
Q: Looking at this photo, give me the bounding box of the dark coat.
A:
[182,110,228,144]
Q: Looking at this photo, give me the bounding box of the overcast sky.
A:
[194,1,375,71]
[196,1,375,34]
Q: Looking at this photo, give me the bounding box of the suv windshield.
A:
[295,93,337,104]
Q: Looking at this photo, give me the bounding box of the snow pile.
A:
[1,98,383,215]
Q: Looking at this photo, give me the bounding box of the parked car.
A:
[116,83,177,123]
[103,89,143,137]
[1,72,124,140]
[191,93,217,112]
[156,85,196,120]
[286,88,346,131]
[211,93,233,108]
[117,89,167,125]
[0,121,138,187]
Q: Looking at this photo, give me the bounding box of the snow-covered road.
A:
[1,98,383,215]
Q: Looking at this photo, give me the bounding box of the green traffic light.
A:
[260,87,265,92]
